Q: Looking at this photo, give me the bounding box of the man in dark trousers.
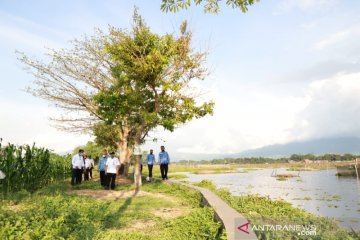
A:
[146,149,155,181]
[88,155,94,179]
[71,149,84,185]
[159,146,170,180]
[105,151,120,190]
[98,150,108,186]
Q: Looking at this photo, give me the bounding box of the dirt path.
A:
[67,188,178,203]
[67,188,189,225]
[88,176,132,185]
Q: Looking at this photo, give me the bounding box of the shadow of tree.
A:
[102,197,133,229]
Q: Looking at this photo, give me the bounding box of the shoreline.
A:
[170,167,360,233]
[192,179,360,239]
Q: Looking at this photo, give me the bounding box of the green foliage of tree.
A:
[161,0,260,13]
[92,123,120,151]
[19,10,214,176]
[72,141,105,159]
[94,13,214,147]
[290,154,303,161]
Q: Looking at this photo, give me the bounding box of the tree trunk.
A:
[119,139,130,176]
[121,148,133,176]
[133,138,142,189]
[134,154,142,189]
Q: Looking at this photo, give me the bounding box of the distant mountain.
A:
[173,152,227,161]
[58,137,360,161]
[232,137,360,158]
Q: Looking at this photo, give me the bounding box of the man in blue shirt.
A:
[146,149,155,180]
[159,146,170,180]
[98,149,108,186]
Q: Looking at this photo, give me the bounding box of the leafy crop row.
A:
[0,142,71,196]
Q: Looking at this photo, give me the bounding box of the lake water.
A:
[183,168,360,230]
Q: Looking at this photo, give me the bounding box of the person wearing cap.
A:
[71,149,84,185]
[98,150,108,186]
[159,146,170,180]
[105,151,120,190]
[146,149,155,181]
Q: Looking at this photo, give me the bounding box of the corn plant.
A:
[0,142,71,196]
[49,153,72,181]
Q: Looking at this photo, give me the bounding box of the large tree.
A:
[94,12,214,180]
[161,0,259,13]
[19,11,214,181]
[72,141,105,160]
[93,123,121,151]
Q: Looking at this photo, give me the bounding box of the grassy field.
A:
[2,162,358,239]
[235,161,354,170]
[195,180,360,240]
[0,175,225,240]
[133,164,238,177]
[136,161,351,177]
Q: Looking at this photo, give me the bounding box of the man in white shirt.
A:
[84,155,92,181]
[105,151,120,190]
[0,169,5,180]
[71,149,84,185]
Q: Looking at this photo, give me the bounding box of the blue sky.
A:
[1,0,360,159]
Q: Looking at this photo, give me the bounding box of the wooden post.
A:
[355,158,359,180]
[134,154,142,189]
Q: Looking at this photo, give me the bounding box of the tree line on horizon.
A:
[70,141,360,165]
[177,153,360,164]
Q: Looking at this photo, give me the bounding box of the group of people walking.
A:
[146,146,170,180]
[98,150,120,190]
[70,150,94,185]
[71,146,171,190]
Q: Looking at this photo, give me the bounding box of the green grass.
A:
[293,197,312,201]
[137,164,237,176]
[276,176,288,181]
[287,166,318,171]
[195,180,359,240]
[192,169,239,174]
[316,194,342,202]
[168,173,188,179]
[0,178,224,240]
[141,179,201,207]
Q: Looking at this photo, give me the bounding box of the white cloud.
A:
[292,71,360,140]
[4,72,358,158]
[300,20,319,29]
[0,23,61,51]
[0,98,91,153]
[1,1,359,161]
[275,0,337,13]
[142,88,309,156]
[0,11,69,51]
[143,71,360,158]
[314,24,360,50]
